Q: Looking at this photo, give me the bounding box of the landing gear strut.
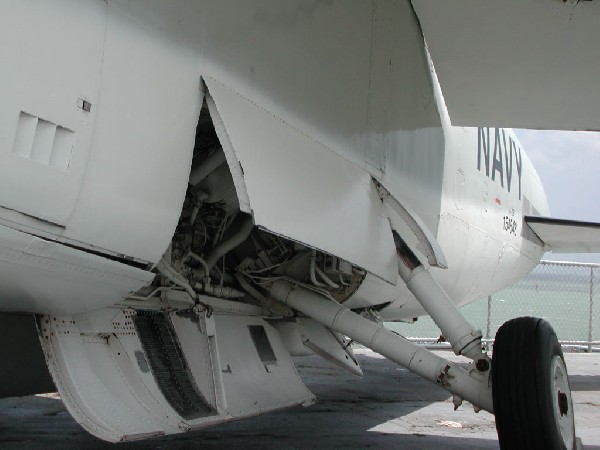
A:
[391,232,577,448]
[270,279,494,412]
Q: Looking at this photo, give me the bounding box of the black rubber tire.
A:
[492,317,576,450]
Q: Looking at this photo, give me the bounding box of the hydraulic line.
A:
[310,249,326,288]
[156,257,197,299]
[204,215,254,274]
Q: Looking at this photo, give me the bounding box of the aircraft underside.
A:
[1,1,594,449]
[0,96,571,447]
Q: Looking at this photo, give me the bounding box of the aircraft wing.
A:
[525,216,600,253]
[411,0,600,131]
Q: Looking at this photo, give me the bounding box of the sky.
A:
[514,129,600,263]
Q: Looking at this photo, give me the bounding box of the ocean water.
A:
[386,262,600,344]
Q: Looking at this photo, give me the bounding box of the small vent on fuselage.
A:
[13,112,74,170]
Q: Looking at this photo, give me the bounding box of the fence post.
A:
[486,295,492,350]
[589,267,595,353]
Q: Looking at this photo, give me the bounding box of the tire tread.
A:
[492,317,573,450]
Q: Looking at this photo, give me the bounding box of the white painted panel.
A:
[0,0,107,225]
[40,308,314,442]
[0,225,154,315]
[205,78,398,283]
[298,318,362,376]
[64,5,202,263]
[41,313,184,442]
[214,315,314,416]
[109,0,445,235]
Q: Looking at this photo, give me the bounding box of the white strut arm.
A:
[269,280,493,413]
[393,231,485,361]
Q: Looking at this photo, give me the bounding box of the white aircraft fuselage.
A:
[0,0,547,318]
[1,1,568,446]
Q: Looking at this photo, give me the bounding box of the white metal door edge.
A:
[204,77,398,284]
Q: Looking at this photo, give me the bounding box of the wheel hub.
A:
[557,390,569,416]
[551,355,575,449]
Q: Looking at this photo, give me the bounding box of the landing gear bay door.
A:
[204,77,398,285]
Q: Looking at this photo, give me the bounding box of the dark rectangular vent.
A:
[248,325,277,365]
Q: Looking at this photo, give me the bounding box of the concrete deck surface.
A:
[0,349,598,449]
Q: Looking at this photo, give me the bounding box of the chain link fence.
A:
[387,260,600,352]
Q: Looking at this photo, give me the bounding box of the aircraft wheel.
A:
[492,317,576,450]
